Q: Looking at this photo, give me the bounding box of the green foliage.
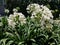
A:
[0,16,60,45]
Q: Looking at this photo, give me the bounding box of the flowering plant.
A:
[0,3,60,45]
[8,12,26,28]
[27,3,53,30]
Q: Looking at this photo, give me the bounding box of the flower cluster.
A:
[7,3,53,29]
[26,3,42,18]
[13,8,18,12]
[27,3,53,19]
[5,9,9,14]
[27,3,53,29]
[8,12,26,28]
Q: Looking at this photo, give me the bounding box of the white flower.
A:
[42,15,50,20]
[8,19,16,28]
[14,12,26,22]
[44,6,49,10]
[13,8,18,12]
[27,3,53,28]
[8,12,26,28]
[9,14,14,20]
[27,3,53,19]
[40,5,44,8]
[17,13,26,24]
[26,3,41,14]
[31,15,35,19]
[5,9,9,13]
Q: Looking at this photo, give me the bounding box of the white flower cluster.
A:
[27,3,53,29]
[26,3,41,18]
[26,3,53,20]
[5,9,9,13]
[8,12,26,28]
[13,8,18,12]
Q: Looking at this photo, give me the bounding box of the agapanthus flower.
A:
[8,12,26,28]
[13,8,18,12]
[26,3,42,17]
[5,9,9,13]
[27,3,53,30]
[27,3,53,19]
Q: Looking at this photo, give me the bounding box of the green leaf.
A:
[6,40,14,45]
[0,38,8,45]
[18,41,24,45]
[30,39,36,42]
[5,32,14,38]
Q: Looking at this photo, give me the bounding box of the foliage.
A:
[0,16,60,45]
